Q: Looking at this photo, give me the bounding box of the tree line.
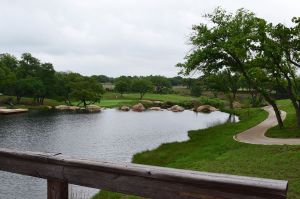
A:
[0,53,200,107]
[177,8,300,129]
[0,53,106,108]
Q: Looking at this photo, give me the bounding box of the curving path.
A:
[234,106,300,145]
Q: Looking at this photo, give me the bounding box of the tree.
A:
[190,80,203,97]
[203,70,240,109]
[148,76,171,94]
[132,79,153,99]
[54,72,83,105]
[71,77,104,108]
[36,63,56,104]
[91,75,113,83]
[260,22,300,127]
[177,8,284,128]
[15,78,45,104]
[114,77,132,96]
[169,76,183,86]
[17,53,41,79]
[0,54,17,96]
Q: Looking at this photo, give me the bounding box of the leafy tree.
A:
[203,70,240,109]
[114,77,132,96]
[0,54,18,71]
[0,54,17,96]
[182,78,193,89]
[36,63,56,104]
[148,75,171,93]
[0,64,16,96]
[17,53,40,79]
[132,79,153,99]
[190,80,203,97]
[15,78,45,104]
[55,72,83,105]
[71,77,104,108]
[177,8,284,128]
[91,75,114,83]
[169,76,183,86]
[260,22,300,127]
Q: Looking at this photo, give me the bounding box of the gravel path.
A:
[234,106,300,145]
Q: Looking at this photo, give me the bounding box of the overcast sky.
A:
[0,0,299,77]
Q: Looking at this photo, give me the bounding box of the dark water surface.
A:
[0,109,237,199]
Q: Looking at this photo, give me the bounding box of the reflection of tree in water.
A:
[227,114,237,123]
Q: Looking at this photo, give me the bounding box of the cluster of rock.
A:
[55,105,101,113]
[119,100,163,112]
[118,101,218,113]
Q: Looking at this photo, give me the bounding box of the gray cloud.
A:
[0,0,299,77]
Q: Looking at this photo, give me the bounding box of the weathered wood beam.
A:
[0,148,288,199]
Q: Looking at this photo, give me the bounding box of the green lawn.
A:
[266,99,300,138]
[0,95,61,109]
[0,93,224,109]
[94,106,300,199]
[102,93,198,102]
[95,93,198,108]
[96,93,224,108]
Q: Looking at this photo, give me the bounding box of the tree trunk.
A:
[16,96,21,104]
[239,68,283,128]
[227,94,234,109]
[269,101,284,129]
[296,106,300,128]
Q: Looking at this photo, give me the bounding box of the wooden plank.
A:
[0,148,288,199]
[47,179,68,199]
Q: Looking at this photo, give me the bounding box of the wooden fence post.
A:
[47,179,68,199]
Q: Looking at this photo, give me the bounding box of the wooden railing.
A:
[0,148,288,199]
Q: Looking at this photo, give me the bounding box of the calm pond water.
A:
[0,109,238,199]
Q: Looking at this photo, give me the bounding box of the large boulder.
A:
[196,105,217,113]
[86,105,101,113]
[149,107,162,111]
[170,105,184,112]
[131,103,145,112]
[119,106,130,111]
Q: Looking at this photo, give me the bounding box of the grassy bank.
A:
[0,95,61,109]
[266,99,300,138]
[97,93,225,109]
[0,93,225,109]
[97,93,198,108]
[94,106,300,199]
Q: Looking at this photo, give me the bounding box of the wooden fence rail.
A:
[0,148,288,199]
